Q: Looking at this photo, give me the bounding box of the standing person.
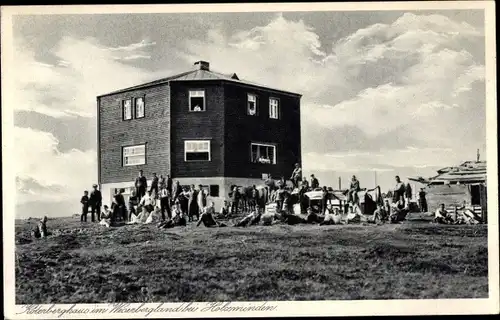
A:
[310,174,319,190]
[128,189,139,221]
[172,180,182,204]
[187,184,199,222]
[249,185,258,211]
[275,184,286,212]
[229,186,240,215]
[80,190,89,222]
[347,175,361,205]
[418,188,428,212]
[178,186,189,217]
[139,190,156,214]
[89,184,102,222]
[298,183,308,213]
[393,176,406,205]
[135,170,148,199]
[159,174,166,189]
[159,184,171,221]
[112,188,127,222]
[321,186,328,214]
[197,184,207,215]
[301,177,310,191]
[290,163,302,189]
[150,173,159,198]
[166,174,173,195]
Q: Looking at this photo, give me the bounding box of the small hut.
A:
[409,159,487,222]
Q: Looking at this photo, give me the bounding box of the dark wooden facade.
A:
[97,62,301,188]
[98,84,171,184]
[223,82,301,179]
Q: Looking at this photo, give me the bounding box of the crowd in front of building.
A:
[74,163,481,232]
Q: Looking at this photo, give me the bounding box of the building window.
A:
[185,140,211,161]
[135,97,145,118]
[189,90,205,112]
[123,144,146,166]
[269,98,280,119]
[122,99,132,120]
[247,94,258,115]
[209,185,220,197]
[251,143,276,164]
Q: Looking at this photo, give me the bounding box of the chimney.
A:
[194,60,210,71]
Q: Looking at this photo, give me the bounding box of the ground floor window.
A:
[123,144,146,166]
[185,140,211,161]
[251,142,276,164]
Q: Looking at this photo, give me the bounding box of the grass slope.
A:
[15,216,487,304]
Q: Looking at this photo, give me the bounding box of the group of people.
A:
[433,203,482,225]
[79,170,223,229]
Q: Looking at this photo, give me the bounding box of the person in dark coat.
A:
[112,188,127,222]
[80,190,89,222]
[135,170,147,199]
[321,186,328,214]
[89,184,102,222]
[128,189,139,221]
[310,174,319,189]
[187,184,199,222]
[172,181,182,204]
[166,174,173,195]
[149,172,159,198]
[418,188,428,212]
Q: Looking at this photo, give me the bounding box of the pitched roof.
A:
[98,68,301,97]
[412,160,487,185]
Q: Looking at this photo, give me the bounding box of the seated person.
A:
[321,206,343,225]
[158,209,187,229]
[305,207,320,224]
[234,209,262,227]
[100,205,112,228]
[434,203,453,224]
[373,204,389,223]
[390,197,409,223]
[197,202,227,227]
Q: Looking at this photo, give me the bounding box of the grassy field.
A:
[15,214,488,304]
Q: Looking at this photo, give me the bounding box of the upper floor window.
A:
[189,90,205,112]
[135,97,145,118]
[123,144,146,166]
[185,140,211,161]
[251,142,276,165]
[269,98,280,119]
[122,99,132,120]
[247,94,258,115]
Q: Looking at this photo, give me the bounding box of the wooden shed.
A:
[409,160,487,222]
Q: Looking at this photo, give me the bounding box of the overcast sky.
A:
[10,9,486,218]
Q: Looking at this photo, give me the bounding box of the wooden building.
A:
[97,61,302,207]
[409,160,487,221]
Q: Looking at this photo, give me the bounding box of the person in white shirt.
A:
[321,206,343,225]
[139,190,156,213]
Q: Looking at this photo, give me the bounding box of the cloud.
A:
[179,12,485,174]
[14,127,96,211]
[106,39,156,61]
[11,37,160,118]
